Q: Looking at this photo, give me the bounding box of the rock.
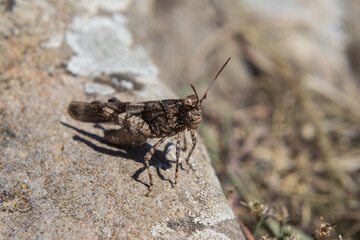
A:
[0,2,244,239]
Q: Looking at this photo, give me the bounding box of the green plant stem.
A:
[279,222,283,238]
[253,220,263,238]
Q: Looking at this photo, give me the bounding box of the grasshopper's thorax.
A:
[183,94,202,130]
[186,106,202,130]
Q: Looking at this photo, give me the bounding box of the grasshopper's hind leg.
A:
[104,128,147,146]
[104,113,160,195]
[144,137,167,196]
[146,133,182,195]
[104,113,151,145]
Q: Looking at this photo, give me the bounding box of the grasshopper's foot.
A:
[145,185,153,197]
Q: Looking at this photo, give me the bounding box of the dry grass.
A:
[200,18,360,240]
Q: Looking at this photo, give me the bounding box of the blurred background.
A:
[128,0,360,239]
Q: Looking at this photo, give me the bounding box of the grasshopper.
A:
[68,57,231,195]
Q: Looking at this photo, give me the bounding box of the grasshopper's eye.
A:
[184,97,193,107]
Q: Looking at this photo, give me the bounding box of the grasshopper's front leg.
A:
[185,130,197,170]
[174,133,181,185]
[175,131,195,186]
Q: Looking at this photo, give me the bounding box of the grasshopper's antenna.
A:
[200,57,231,103]
[191,84,199,106]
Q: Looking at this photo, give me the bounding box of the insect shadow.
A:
[60,121,184,188]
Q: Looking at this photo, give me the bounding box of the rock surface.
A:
[0,1,244,239]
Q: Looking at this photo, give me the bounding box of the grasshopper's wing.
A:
[68,98,182,124]
[68,101,125,123]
